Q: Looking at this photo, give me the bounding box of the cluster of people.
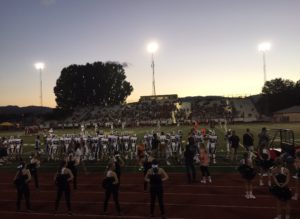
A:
[238,152,300,219]
[42,132,138,162]
[12,149,169,219]
[184,136,212,184]
[68,100,183,128]
[38,129,187,166]
[7,125,300,219]
[13,152,79,215]
[0,136,23,164]
[235,127,300,219]
[191,99,228,122]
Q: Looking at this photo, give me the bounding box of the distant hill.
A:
[0,105,53,115]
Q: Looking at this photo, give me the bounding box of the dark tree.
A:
[54,62,133,110]
[257,78,300,115]
[262,78,295,95]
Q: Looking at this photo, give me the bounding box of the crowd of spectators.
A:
[61,97,258,128]
[66,100,183,128]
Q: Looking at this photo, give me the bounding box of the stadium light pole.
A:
[34,62,45,107]
[258,42,271,85]
[147,42,158,96]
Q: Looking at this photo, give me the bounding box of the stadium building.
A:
[273,105,300,122]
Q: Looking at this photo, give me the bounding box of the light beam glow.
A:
[34,62,45,70]
[258,42,271,52]
[147,42,158,53]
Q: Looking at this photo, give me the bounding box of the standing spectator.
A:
[151,133,160,158]
[14,162,32,212]
[43,135,49,157]
[229,130,240,161]
[102,162,121,215]
[243,128,254,152]
[54,161,74,215]
[258,127,270,148]
[159,132,167,159]
[27,153,40,189]
[225,129,232,159]
[184,137,197,183]
[199,143,212,183]
[35,135,41,152]
[144,160,169,219]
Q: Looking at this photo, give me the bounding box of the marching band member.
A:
[66,153,80,190]
[238,152,256,199]
[143,152,155,191]
[54,161,74,215]
[144,159,169,219]
[27,153,40,189]
[102,161,122,215]
[113,151,125,184]
[14,162,32,212]
[270,158,292,219]
[257,144,273,186]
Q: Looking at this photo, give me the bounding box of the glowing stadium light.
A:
[147,42,159,96]
[258,42,271,52]
[258,42,271,84]
[34,62,45,70]
[147,42,158,54]
[34,62,45,106]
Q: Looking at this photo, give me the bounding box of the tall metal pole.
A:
[39,68,43,107]
[151,53,156,96]
[262,51,267,84]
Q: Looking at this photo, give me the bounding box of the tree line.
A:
[258,78,300,115]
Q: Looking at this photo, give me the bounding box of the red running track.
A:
[0,171,299,219]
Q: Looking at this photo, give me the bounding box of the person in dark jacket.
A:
[258,127,270,148]
[229,130,240,161]
[144,160,169,219]
[151,133,160,158]
[14,162,32,212]
[243,128,254,152]
[184,137,197,183]
[35,135,41,152]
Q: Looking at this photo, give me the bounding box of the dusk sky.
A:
[0,0,299,107]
